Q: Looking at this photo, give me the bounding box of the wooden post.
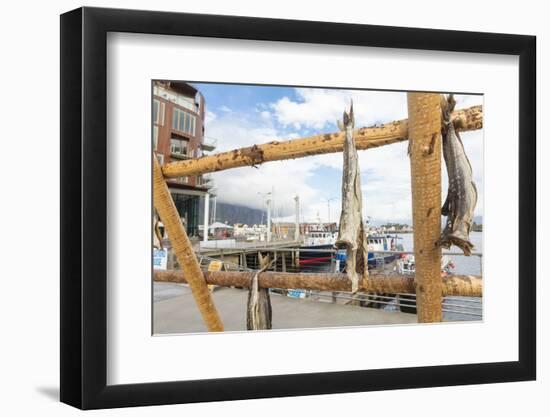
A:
[153,156,224,331]
[407,93,443,323]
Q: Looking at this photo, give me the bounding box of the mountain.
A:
[198,200,266,226]
[198,201,483,229]
[371,215,483,228]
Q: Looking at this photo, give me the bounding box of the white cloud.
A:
[204,110,321,213]
[454,94,483,109]
[204,110,217,126]
[211,159,320,214]
[205,112,279,151]
[203,88,483,224]
[271,88,408,130]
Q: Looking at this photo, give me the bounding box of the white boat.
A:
[395,254,456,275]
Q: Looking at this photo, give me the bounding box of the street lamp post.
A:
[258,191,272,242]
[266,198,272,242]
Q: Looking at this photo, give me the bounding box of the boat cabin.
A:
[367,235,398,252]
[303,231,337,247]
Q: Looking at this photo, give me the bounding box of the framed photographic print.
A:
[60,6,536,409]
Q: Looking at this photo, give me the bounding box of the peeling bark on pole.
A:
[162,105,482,178]
[153,156,224,331]
[154,270,483,297]
[407,93,443,323]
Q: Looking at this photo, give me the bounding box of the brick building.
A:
[153,81,215,236]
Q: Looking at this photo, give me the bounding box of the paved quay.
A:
[153,282,418,334]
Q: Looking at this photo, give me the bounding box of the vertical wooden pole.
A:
[153,156,224,331]
[407,93,443,323]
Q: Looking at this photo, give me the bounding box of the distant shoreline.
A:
[379,228,483,234]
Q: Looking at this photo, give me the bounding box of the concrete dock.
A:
[153,282,418,334]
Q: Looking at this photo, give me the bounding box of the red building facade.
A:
[153,81,215,236]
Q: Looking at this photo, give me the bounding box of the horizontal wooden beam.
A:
[162,105,482,178]
[154,270,482,297]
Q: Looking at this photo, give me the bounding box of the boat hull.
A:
[299,244,399,273]
[298,244,334,272]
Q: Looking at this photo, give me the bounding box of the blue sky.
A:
[192,82,483,225]
[193,83,294,115]
[193,82,342,142]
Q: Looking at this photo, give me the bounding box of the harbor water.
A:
[395,231,483,275]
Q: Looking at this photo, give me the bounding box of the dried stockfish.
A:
[439,94,478,255]
[335,103,369,293]
[153,212,163,250]
[246,254,273,330]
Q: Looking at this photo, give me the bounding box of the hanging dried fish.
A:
[246,254,273,330]
[439,94,478,255]
[153,212,164,250]
[335,102,369,293]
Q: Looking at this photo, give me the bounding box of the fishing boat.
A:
[298,230,338,269]
[299,231,403,272]
[333,234,403,271]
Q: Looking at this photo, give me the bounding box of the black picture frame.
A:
[60,6,536,410]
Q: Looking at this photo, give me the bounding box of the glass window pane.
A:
[172,108,178,130]
[153,100,159,123]
[179,110,185,132]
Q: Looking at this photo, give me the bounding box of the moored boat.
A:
[299,231,338,270]
[299,230,403,272]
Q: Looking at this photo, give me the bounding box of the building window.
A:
[153,99,165,125]
[173,176,188,184]
[172,108,196,136]
[156,153,164,165]
[153,125,159,150]
[171,193,200,236]
[170,138,189,156]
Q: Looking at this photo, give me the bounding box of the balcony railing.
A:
[170,152,192,160]
[196,175,214,189]
[155,85,199,113]
[201,138,217,152]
